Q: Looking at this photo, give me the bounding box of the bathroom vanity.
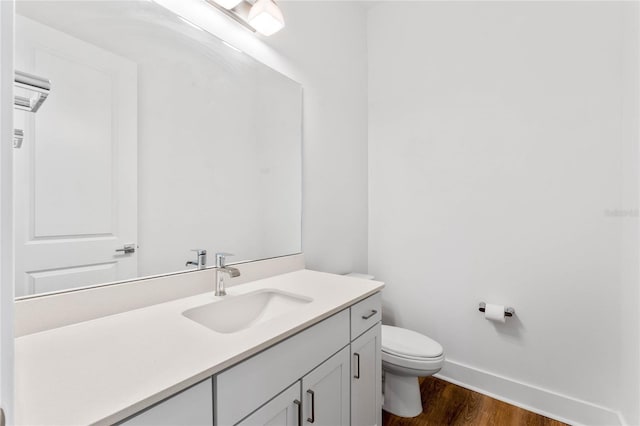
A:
[14,269,383,425]
[6,1,379,425]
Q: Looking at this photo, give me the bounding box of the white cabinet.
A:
[301,346,351,426]
[121,292,382,426]
[237,382,301,426]
[351,323,382,426]
[238,346,351,426]
[120,378,213,426]
[215,310,350,425]
[217,294,382,426]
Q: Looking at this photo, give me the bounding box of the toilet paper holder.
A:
[478,302,515,317]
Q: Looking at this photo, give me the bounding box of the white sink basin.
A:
[183,289,313,333]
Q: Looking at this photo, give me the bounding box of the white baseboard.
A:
[436,359,624,426]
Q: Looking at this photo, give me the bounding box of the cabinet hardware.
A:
[306,389,315,423]
[294,399,302,426]
[354,352,361,379]
[361,309,377,320]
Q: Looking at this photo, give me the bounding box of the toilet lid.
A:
[382,325,443,359]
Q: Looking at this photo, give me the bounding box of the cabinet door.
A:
[216,310,349,426]
[351,323,382,426]
[119,379,213,426]
[237,382,301,426]
[301,346,350,426]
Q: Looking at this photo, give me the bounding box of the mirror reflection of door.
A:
[13,16,138,297]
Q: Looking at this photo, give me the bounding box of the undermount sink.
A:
[182,289,313,334]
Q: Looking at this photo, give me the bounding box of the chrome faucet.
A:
[215,252,240,296]
[186,249,207,269]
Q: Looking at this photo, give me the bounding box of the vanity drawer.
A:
[351,293,382,339]
[215,309,350,425]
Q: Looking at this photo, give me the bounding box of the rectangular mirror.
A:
[14,0,302,298]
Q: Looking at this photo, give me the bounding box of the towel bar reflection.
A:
[478,302,515,317]
[14,70,51,113]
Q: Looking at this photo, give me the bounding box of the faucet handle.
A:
[215,252,234,268]
[186,249,207,269]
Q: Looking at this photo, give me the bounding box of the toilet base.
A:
[382,371,423,418]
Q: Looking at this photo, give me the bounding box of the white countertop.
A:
[15,269,384,425]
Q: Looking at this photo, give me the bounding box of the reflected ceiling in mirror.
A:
[14,1,302,298]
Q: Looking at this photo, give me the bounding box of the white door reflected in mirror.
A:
[14,16,138,297]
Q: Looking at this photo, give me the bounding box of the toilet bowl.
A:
[382,325,444,418]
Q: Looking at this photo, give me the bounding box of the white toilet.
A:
[381,325,444,417]
[345,273,444,418]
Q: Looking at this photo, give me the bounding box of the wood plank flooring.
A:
[381,377,569,426]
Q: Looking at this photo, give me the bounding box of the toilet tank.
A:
[345,272,375,280]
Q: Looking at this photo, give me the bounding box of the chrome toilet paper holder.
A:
[478,302,515,317]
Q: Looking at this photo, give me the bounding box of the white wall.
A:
[619,5,640,423]
[157,0,369,275]
[268,1,369,274]
[368,2,639,424]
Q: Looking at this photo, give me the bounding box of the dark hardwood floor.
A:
[381,377,569,426]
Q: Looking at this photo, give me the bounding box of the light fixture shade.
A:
[214,0,242,10]
[248,0,285,36]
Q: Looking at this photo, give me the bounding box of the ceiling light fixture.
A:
[213,0,243,10]
[247,0,285,36]
[205,0,285,36]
